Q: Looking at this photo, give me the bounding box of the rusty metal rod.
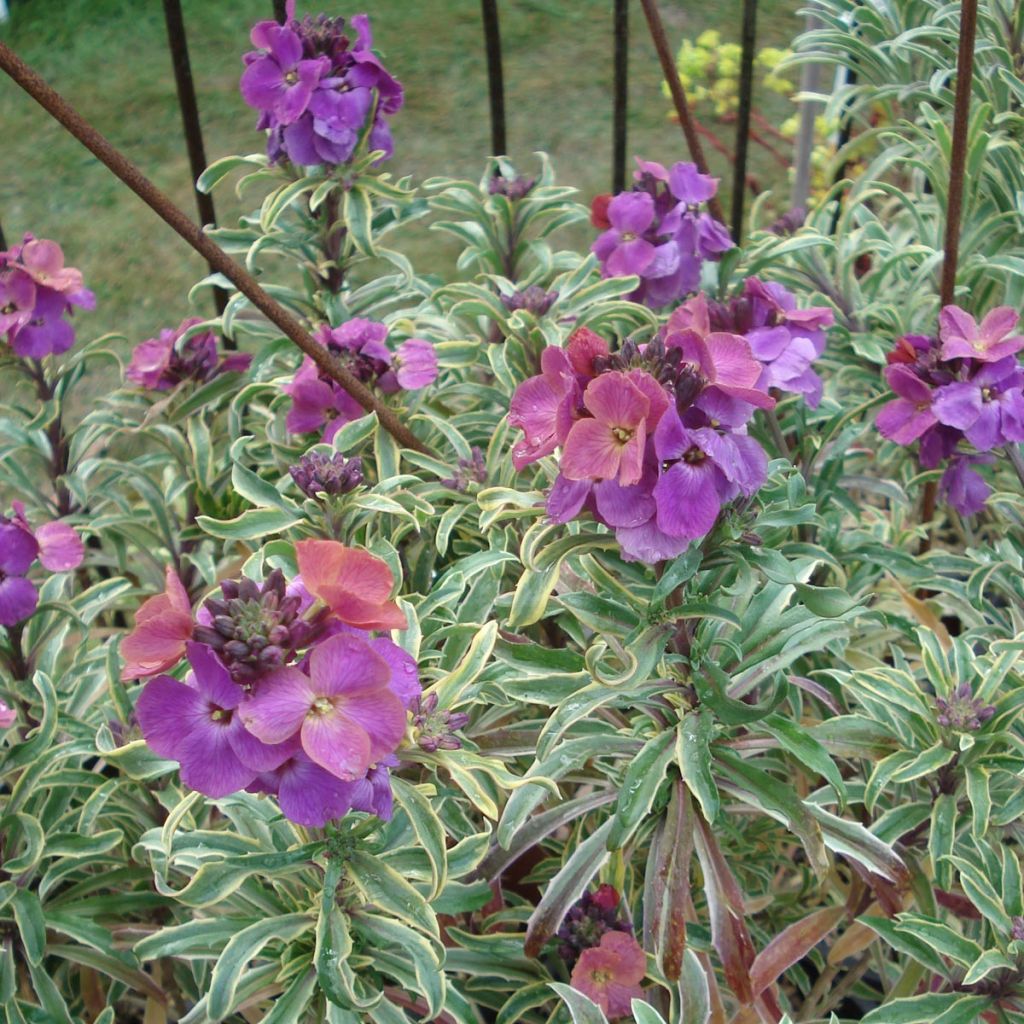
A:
[161,0,229,323]
[639,0,726,224]
[0,41,433,456]
[731,0,758,241]
[612,0,629,193]
[939,0,978,308]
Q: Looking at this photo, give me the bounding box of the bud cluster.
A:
[410,693,469,752]
[556,885,633,969]
[289,451,364,500]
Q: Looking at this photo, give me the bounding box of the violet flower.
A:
[136,642,295,799]
[240,22,328,125]
[239,633,407,782]
[876,365,938,444]
[932,357,1024,451]
[126,318,251,391]
[939,455,991,517]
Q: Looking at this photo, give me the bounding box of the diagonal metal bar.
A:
[0,41,433,456]
[480,0,507,156]
[162,0,229,321]
[731,0,758,241]
[639,0,726,224]
[612,0,629,193]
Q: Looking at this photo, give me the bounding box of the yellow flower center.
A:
[612,426,635,444]
[310,696,335,717]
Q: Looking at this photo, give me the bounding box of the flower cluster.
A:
[0,502,83,627]
[241,3,403,168]
[509,313,775,563]
[289,450,364,499]
[557,885,634,969]
[285,318,437,441]
[876,305,1024,516]
[126,317,251,391]
[935,683,996,732]
[124,539,429,826]
[0,234,94,358]
[591,159,733,308]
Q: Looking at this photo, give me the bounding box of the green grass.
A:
[0,0,801,347]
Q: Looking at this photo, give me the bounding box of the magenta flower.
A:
[570,931,647,1019]
[939,305,1024,364]
[592,192,658,278]
[0,522,40,627]
[652,405,767,541]
[136,642,294,799]
[508,347,578,470]
[241,22,328,125]
[932,358,1024,451]
[284,357,361,442]
[126,318,251,391]
[9,288,75,358]
[561,372,651,486]
[239,633,407,782]
[0,700,15,730]
[16,237,92,302]
[876,365,938,444]
[8,504,84,572]
[0,268,35,335]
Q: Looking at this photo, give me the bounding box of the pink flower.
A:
[508,347,578,470]
[570,931,647,1019]
[939,305,1024,363]
[393,338,438,389]
[0,700,15,730]
[239,633,407,781]
[876,365,938,444]
[120,567,194,680]
[560,372,650,485]
[295,539,407,632]
[9,502,84,571]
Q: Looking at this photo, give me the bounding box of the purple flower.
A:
[136,643,295,799]
[239,633,407,782]
[9,288,75,358]
[0,268,35,335]
[939,305,1024,364]
[126,318,251,391]
[652,405,767,542]
[939,455,991,517]
[243,9,402,169]
[0,522,40,627]
[393,338,438,390]
[593,192,658,278]
[932,358,1024,451]
[558,885,633,970]
[876,365,938,444]
[241,22,328,125]
[289,451,364,499]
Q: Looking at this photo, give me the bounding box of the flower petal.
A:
[34,521,84,572]
[0,575,38,627]
[239,666,316,744]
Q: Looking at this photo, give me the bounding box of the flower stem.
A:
[1006,444,1024,491]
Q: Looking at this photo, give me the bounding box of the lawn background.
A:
[0,0,801,348]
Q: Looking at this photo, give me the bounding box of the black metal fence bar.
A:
[480,0,507,156]
[731,0,758,241]
[273,0,288,24]
[0,217,6,251]
[161,0,229,320]
[612,0,629,193]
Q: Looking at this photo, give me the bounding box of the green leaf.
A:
[677,711,720,824]
[390,778,448,900]
[524,819,615,958]
[631,1004,668,1024]
[965,765,991,840]
[793,583,859,617]
[549,983,610,1024]
[11,889,45,966]
[962,949,1015,985]
[207,914,312,1021]
[861,994,992,1024]
[608,729,676,849]
[196,506,301,540]
[428,620,497,708]
[761,712,847,805]
[347,851,439,938]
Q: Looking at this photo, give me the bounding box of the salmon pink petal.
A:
[34,521,84,572]
[583,372,649,427]
[566,328,610,377]
[561,419,623,481]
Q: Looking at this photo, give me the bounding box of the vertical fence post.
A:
[0,218,6,251]
[639,0,726,224]
[731,0,758,241]
[272,0,288,24]
[612,0,629,193]
[161,0,229,322]
[791,5,823,209]
[919,0,979,552]
[480,0,507,157]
